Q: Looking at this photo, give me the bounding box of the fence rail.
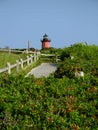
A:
[0,53,39,74]
[0,52,60,74]
[40,53,60,62]
[0,48,40,54]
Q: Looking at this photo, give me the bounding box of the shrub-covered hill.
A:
[0,43,98,130]
[0,74,98,129]
[54,43,98,79]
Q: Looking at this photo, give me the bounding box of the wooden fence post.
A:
[20,59,23,69]
[6,62,11,74]
[16,60,19,72]
[34,52,36,62]
[30,54,33,63]
[0,53,41,75]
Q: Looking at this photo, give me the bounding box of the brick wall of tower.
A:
[42,41,50,49]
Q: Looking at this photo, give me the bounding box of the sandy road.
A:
[26,63,58,78]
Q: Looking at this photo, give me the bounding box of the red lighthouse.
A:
[41,34,51,49]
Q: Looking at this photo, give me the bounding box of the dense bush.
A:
[0,43,98,129]
[54,44,98,79]
[0,73,98,129]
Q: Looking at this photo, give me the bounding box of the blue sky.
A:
[0,0,98,49]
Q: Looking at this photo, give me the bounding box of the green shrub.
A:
[0,73,98,129]
[0,43,98,129]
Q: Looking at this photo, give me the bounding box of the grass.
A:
[15,60,41,76]
[0,51,41,76]
[0,52,29,68]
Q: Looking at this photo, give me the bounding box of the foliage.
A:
[40,47,62,63]
[0,74,98,129]
[0,43,98,129]
[40,47,62,55]
[54,43,98,78]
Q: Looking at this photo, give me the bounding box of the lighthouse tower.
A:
[41,34,51,49]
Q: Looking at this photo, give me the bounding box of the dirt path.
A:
[26,63,58,78]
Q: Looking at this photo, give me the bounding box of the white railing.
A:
[0,48,40,54]
[40,53,60,62]
[0,53,40,74]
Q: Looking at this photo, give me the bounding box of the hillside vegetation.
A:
[0,52,28,68]
[54,43,98,79]
[0,43,98,130]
